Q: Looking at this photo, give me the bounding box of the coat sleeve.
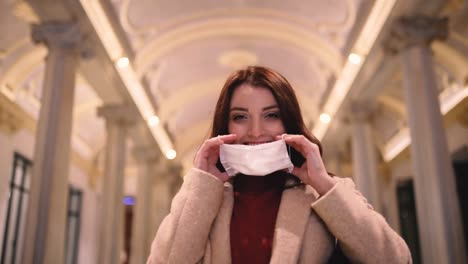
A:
[311,177,412,264]
[147,168,225,264]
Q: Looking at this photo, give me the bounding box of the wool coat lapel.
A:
[270,186,318,264]
[209,184,235,264]
[208,184,318,264]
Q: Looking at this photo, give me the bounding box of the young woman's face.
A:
[228,84,285,144]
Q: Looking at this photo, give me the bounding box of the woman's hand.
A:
[194,134,237,182]
[277,134,336,195]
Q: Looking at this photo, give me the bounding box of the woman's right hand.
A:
[194,134,237,182]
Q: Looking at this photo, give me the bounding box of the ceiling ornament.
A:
[158,77,224,122]
[134,18,343,77]
[217,49,258,69]
[0,46,46,97]
[120,4,354,36]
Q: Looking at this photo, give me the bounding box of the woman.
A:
[147,66,411,264]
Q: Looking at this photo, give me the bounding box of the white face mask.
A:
[219,139,294,177]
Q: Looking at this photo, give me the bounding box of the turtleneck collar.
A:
[232,171,286,193]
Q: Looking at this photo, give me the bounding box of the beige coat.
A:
[148,168,411,264]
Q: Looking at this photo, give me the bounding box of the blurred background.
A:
[0,0,467,263]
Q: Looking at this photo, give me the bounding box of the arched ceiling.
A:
[3,0,467,175]
[107,0,371,167]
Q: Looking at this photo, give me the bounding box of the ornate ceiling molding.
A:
[376,95,406,119]
[134,18,344,78]
[158,77,223,121]
[159,76,316,130]
[0,93,25,134]
[0,45,47,93]
[119,2,355,35]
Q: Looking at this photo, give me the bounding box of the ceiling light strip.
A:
[312,0,397,140]
[79,0,176,159]
[80,0,123,60]
[115,65,155,119]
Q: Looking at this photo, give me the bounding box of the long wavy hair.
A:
[211,66,323,153]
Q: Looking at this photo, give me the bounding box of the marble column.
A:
[387,16,466,264]
[97,105,134,264]
[130,146,159,264]
[21,22,81,264]
[150,166,172,242]
[348,103,381,212]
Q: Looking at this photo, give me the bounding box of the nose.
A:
[247,118,263,138]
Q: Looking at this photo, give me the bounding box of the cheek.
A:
[228,123,248,141]
[268,122,286,134]
[227,122,240,135]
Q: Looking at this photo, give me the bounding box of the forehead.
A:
[230,84,277,107]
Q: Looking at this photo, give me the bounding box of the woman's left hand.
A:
[277,134,336,195]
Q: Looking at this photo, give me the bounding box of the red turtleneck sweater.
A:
[230,172,285,264]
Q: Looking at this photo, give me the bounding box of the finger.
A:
[291,166,307,183]
[217,134,237,144]
[281,134,315,155]
[201,134,235,150]
[275,134,309,157]
[219,172,230,182]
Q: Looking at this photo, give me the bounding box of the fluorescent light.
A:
[80,0,176,159]
[313,0,398,140]
[147,115,160,127]
[116,57,129,68]
[319,113,331,123]
[115,65,154,119]
[166,149,177,160]
[353,0,397,55]
[80,0,123,60]
[348,53,362,64]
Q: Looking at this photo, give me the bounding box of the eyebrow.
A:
[229,105,279,112]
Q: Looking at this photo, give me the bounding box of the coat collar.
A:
[270,186,318,264]
[209,183,319,264]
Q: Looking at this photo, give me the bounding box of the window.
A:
[0,152,32,264]
[1,153,83,264]
[65,186,82,264]
[397,179,421,264]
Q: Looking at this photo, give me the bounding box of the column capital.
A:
[97,104,136,126]
[384,15,448,54]
[32,22,82,49]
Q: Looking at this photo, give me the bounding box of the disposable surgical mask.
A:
[219,139,294,177]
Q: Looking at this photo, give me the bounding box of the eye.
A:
[265,111,281,119]
[231,113,248,121]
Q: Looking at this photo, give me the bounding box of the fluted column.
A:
[348,103,381,212]
[21,22,81,264]
[130,146,159,264]
[97,105,134,264]
[387,16,466,264]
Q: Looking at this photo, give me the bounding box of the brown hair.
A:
[210,65,324,156]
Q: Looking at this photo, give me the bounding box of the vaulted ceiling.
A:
[109,0,372,169]
[1,0,467,180]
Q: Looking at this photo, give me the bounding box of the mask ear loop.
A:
[281,134,290,154]
[281,134,294,173]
